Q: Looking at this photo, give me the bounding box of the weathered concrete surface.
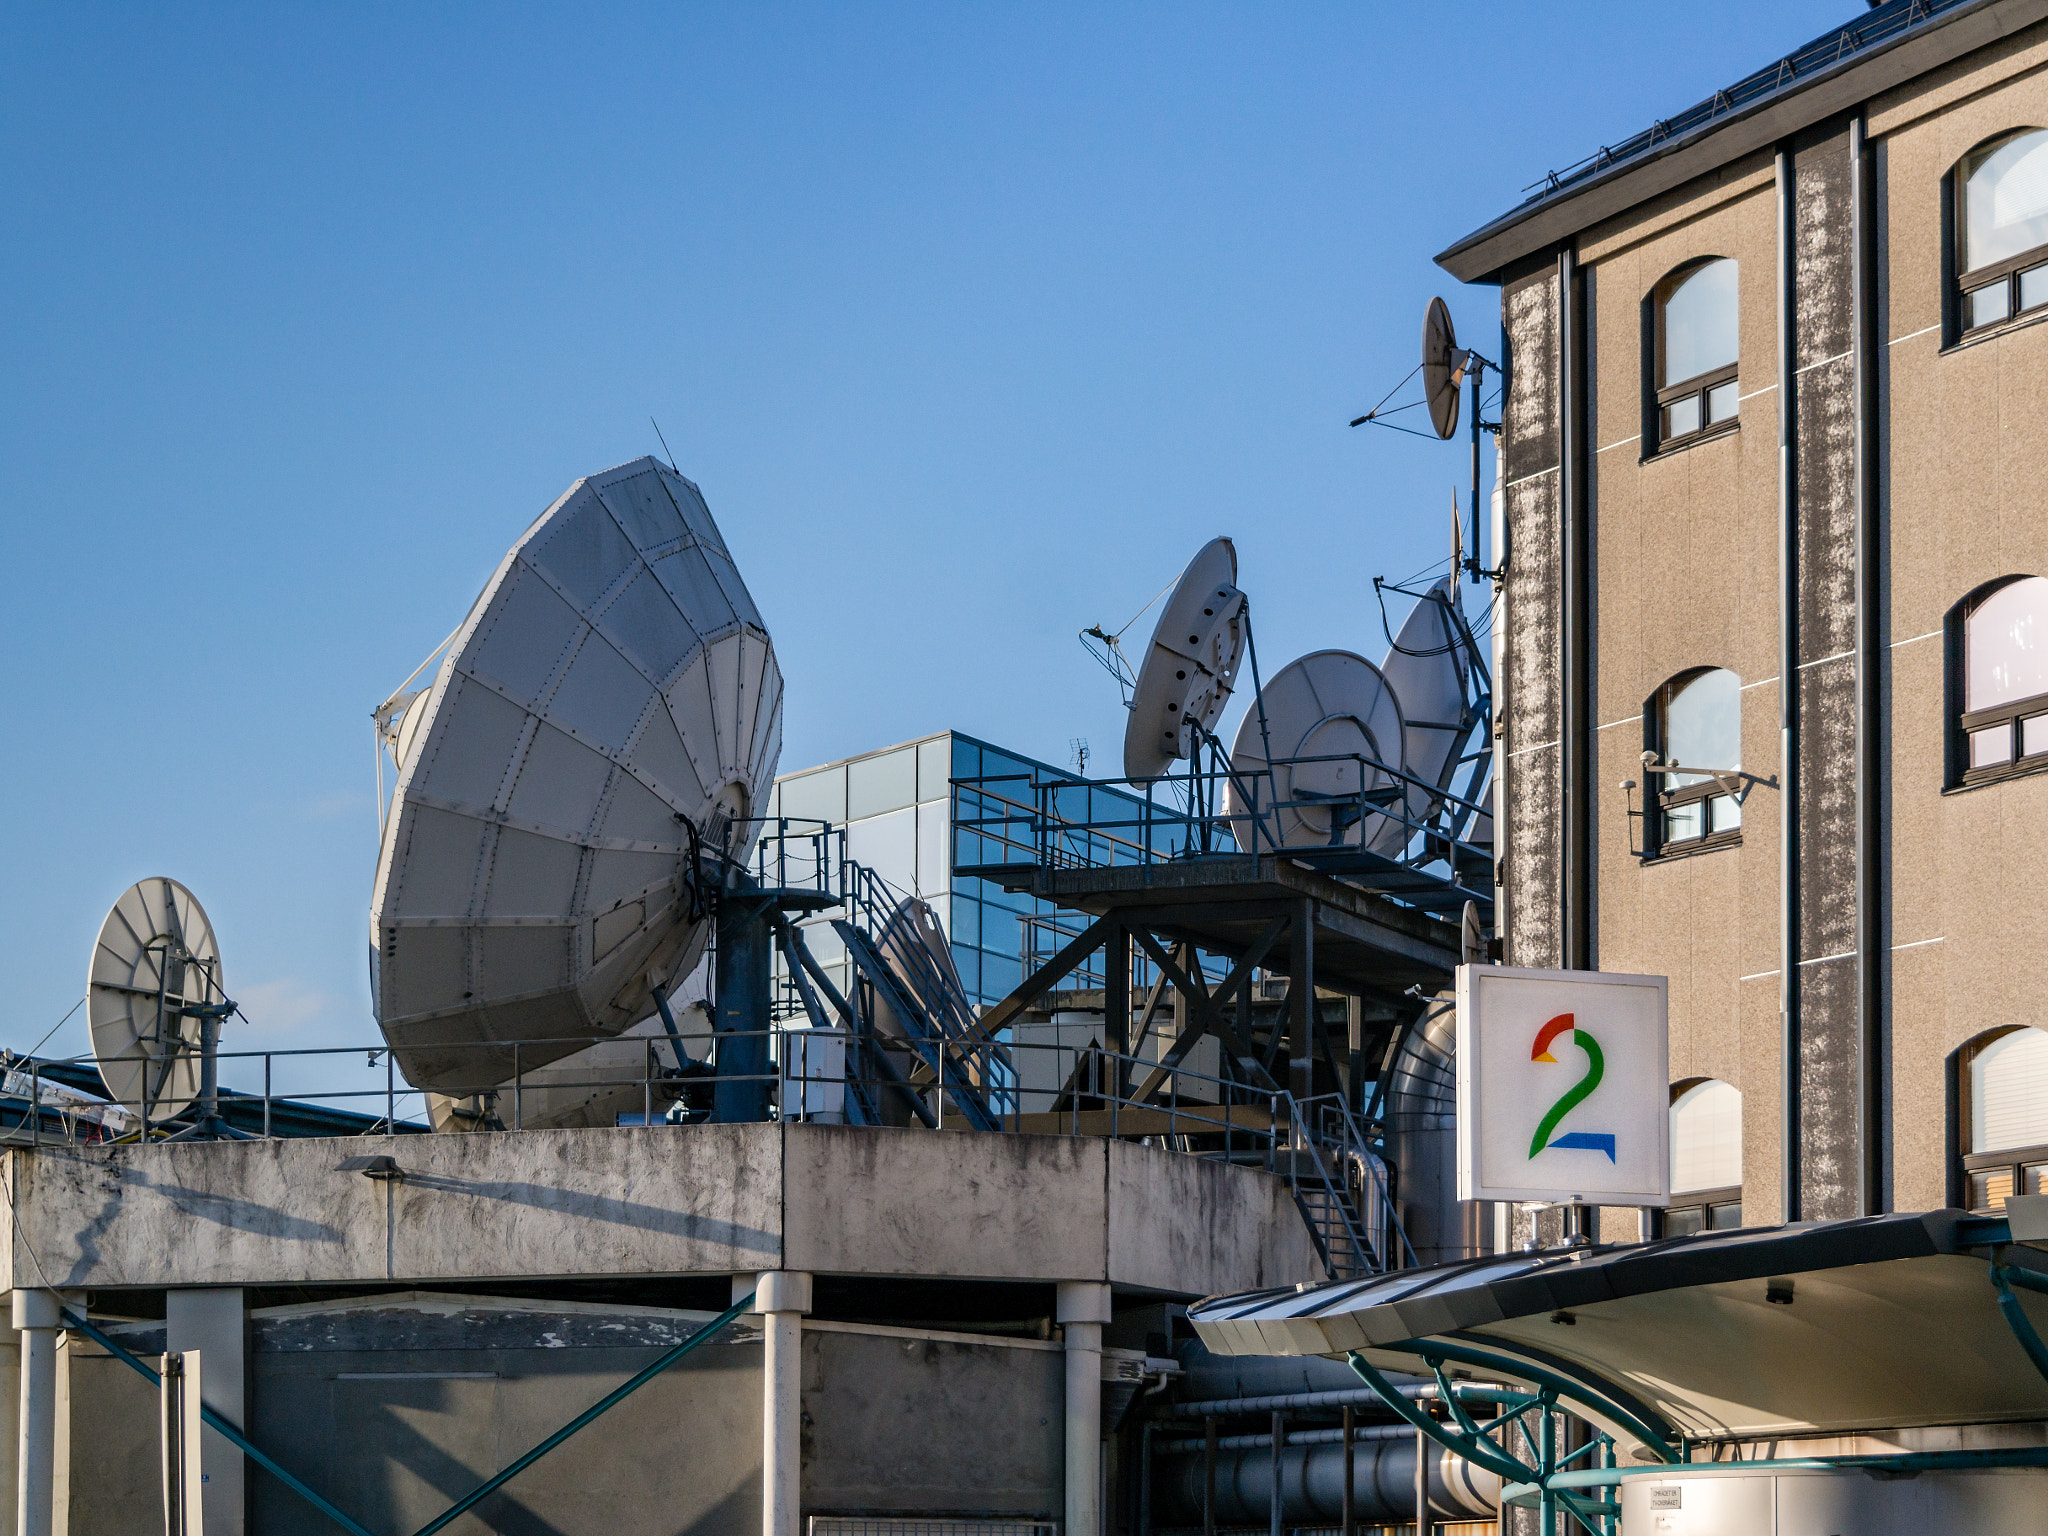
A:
[50,1296,1068,1536]
[801,1323,1062,1516]
[782,1125,1104,1281]
[1500,258,1565,972]
[5,1123,1317,1297]
[1104,1138,1320,1295]
[1791,123,1866,1224]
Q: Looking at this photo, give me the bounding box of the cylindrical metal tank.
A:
[1382,999,1488,1265]
[1618,1465,2048,1533]
[1156,1435,1499,1525]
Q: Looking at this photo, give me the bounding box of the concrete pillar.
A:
[167,1290,245,1536]
[751,1272,811,1536]
[13,1292,58,1536]
[1057,1281,1111,1536]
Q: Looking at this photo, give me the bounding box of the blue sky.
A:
[1,1,1852,1079]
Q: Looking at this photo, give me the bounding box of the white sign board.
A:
[1455,964,1670,1206]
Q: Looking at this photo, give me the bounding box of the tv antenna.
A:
[1351,297,1502,586]
[87,877,249,1139]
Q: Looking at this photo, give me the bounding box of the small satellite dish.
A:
[88,877,224,1124]
[1423,297,1469,442]
[370,457,782,1093]
[1123,538,1248,780]
[1224,650,1406,854]
[1379,576,1474,817]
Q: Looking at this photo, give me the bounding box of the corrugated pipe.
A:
[1154,1436,1500,1526]
[1158,1423,1417,1454]
[1167,1382,1517,1420]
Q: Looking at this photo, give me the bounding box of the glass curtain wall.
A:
[765,731,1134,1012]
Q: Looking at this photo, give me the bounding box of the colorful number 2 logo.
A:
[1529,1014,1616,1162]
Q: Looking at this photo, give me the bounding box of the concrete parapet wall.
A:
[5,1123,1319,1295]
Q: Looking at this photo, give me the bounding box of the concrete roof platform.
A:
[3,1121,1321,1297]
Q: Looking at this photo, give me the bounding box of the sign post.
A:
[1455,964,1669,1209]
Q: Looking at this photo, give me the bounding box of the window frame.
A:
[1656,1187,1744,1238]
[1945,575,2048,790]
[1641,668,1744,860]
[1647,258,1741,455]
[1953,1027,2048,1211]
[1953,128,2048,338]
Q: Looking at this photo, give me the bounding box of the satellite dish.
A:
[1379,576,1474,817]
[88,877,224,1124]
[1224,650,1406,854]
[1423,297,1469,442]
[1123,538,1248,780]
[369,456,783,1093]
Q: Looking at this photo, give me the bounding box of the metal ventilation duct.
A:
[369,457,782,1092]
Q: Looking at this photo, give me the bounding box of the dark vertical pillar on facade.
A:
[1560,245,1593,972]
[1789,123,1865,1222]
[1851,113,1886,1216]
[1498,256,1566,972]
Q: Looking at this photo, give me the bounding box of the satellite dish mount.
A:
[1351,297,1502,586]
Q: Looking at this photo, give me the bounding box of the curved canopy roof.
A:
[1191,1209,2048,1449]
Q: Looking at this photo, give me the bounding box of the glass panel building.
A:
[763,730,1158,1013]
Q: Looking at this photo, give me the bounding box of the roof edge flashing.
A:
[1434,0,2038,285]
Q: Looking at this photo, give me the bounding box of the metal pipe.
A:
[1341,1405,1355,1536]
[1414,1421,1428,1536]
[1152,1435,1499,1527]
[1204,1417,1217,1536]
[1776,141,1802,1224]
[1850,110,1883,1217]
[1169,1383,1516,1420]
[1270,1412,1284,1536]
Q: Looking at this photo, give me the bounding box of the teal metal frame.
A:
[1341,1219,2048,1535]
[61,1292,756,1536]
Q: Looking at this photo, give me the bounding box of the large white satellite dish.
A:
[1123,538,1247,780]
[1379,576,1473,813]
[88,877,224,1124]
[1224,650,1406,854]
[369,456,783,1093]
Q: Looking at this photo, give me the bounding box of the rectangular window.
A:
[1663,395,1701,440]
[848,747,918,821]
[1707,1201,1744,1230]
[1970,283,2012,328]
[1705,379,1739,424]
[1711,794,1741,830]
[1664,1206,1706,1238]
[1972,723,2015,768]
[1665,800,1704,842]
[2029,1162,2048,1197]
[1972,1166,2016,1211]
[2025,714,2048,758]
[2024,265,2048,312]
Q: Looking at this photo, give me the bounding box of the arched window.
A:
[1958,1027,2048,1211]
[1644,668,1742,855]
[1951,576,2048,784]
[1665,1079,1743,1236]
[1652,258,1739,449]
[1957,129,2048,332]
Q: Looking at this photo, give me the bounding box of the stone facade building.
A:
[1440,0,2048,1236]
